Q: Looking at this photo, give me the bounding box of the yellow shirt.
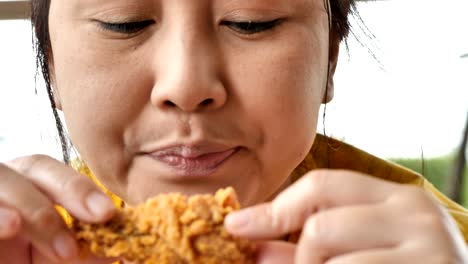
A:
[61,134,468,245]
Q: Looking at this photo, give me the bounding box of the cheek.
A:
[225,35,327,198]
[50,32,147,175]
[229,39,326,154]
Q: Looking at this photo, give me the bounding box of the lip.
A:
[142,144,240,178]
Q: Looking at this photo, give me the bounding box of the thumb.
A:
[256,241,295,264]
[73,255,123,264]
[225,202,298,239]
[32,246,122,264]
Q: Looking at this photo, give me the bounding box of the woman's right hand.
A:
[0,154,117,263]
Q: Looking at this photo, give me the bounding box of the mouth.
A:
[142,145,241,178]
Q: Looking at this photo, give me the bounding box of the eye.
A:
[221,19,282,35]
[98,20,155,35]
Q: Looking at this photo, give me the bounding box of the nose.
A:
[150,27,227,113]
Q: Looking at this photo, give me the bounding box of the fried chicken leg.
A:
[72,187,255,264]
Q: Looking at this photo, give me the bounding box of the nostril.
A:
[164,100,176,107]
[161,98,215,110]
[200,98,214,106]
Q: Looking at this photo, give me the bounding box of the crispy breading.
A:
[72,187,255,264]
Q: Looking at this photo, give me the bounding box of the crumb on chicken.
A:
[72,187,255,264]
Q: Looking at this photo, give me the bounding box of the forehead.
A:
[58,0,324,15]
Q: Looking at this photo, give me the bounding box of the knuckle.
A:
[306,169,328,187]
[0,164,16,186]
[394,186,445,223]
[301,215,332,252]
[396,186,432,207]
[304,170,328,201]
[0,163,11,172]
[417,213,446,231]
[0,208,22,239]
[428,254,462,264]
[8,154,52,176]
[269,203,296,233]
[303,215,326,243]
[400,186,427,200]
[30,206,63,231]
[60,173,93,196]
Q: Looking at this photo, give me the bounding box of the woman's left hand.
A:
[225,169,468,264]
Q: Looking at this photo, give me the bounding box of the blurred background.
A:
[1,0,467,203]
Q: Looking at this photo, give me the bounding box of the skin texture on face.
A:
[48,0,337,206]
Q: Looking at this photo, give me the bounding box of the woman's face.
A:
[48,0,337,206]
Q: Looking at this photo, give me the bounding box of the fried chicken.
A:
[72,187,256,264]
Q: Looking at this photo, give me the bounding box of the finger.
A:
[323,240,462,264]
[255,241,295,264]
[32,247,122,264]
[72,255,123,264]
[0,207,22,239]
[0,164,79,261]
[296,204,401,263]
[226,169,399,238]
[325,248,411,264]
[0,236,30,263]
[5,155,116,222]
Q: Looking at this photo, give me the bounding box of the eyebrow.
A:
[70,0,155,17]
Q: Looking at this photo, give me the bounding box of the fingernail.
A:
[86,191,115,219]
[53,231,78,260]
[225,210,250,231]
